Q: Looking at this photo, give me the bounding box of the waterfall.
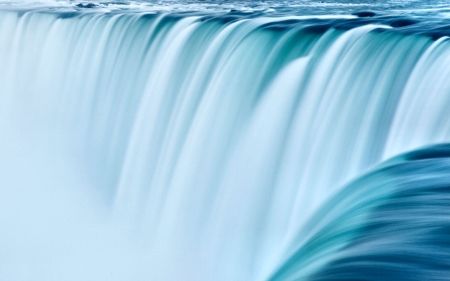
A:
[1,8,450,281]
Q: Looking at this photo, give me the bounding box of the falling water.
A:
[1,4,450,281]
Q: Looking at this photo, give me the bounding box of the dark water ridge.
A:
[270,144,450,280]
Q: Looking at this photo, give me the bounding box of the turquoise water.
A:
[2,0,450,14]
[0,3,450,281]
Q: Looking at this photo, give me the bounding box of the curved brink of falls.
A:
[269,144,450,281]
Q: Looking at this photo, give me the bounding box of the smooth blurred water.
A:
[0,3,450,281]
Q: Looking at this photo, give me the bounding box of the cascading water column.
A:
[1,7,450,281]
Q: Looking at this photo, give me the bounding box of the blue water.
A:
[272,144,450,281]
[0,1,449,280]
